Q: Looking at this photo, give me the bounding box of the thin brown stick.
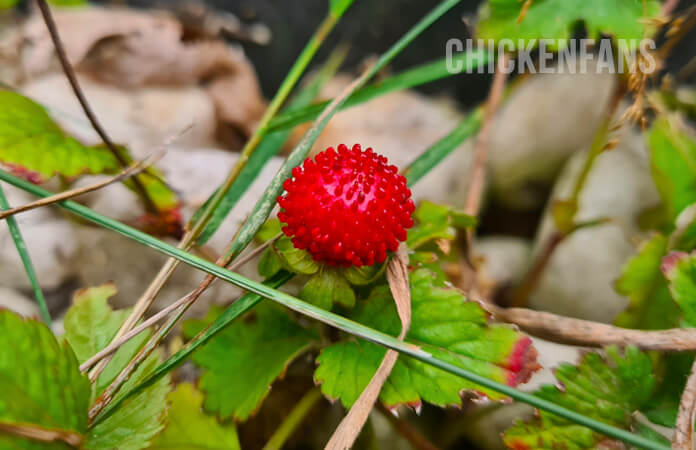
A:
[484,303,696,351]
[0,421,82,447]
[464,53,509,218]
[0,155,160,221]
[89,66,375,423]
[376,404,440,450]
[81,234,278,373]
[674,357,696,449]
[508,232,563,307]
[35,0,158,213]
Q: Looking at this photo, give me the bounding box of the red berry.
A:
[277,144,415,267]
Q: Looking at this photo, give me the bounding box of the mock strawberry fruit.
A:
[277,144,415,267]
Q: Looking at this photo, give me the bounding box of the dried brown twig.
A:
[80,233,279,373]
[35,0,159,214]
[464,53,510,220]
[0,153,162,221]
[674,358,696,449]
[484,303,696,351]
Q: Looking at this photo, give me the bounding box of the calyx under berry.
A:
[277,144,414,267]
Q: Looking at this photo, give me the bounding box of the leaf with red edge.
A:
[314,268,539,409]
[662,250,696,327]
[0,90,182,236]
[503,346,656,449]
[0,90,121,182]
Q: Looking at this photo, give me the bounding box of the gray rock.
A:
[487,63,616,210]
[528,126,660,322]
[475,236,532,296]
[0,287,41,318]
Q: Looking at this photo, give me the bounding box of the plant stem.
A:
[509,84,625,307]
[484,302,696,351]
[262,388,323,450]
[35,0,158,214]
[0,171,670,450]
[0,184,51,325]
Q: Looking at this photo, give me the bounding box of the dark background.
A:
[123,0,696,108]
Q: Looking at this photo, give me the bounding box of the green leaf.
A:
[256,218,283,243]
[614,234,680,330]
[258,247,284,278]
[0,90,180,233]
[0,310,90,449]
[183,303,318,421]
[300,268,356,310]
[662,250,696,327]
[648,116,696,222]
[314,268,538,409]
[343,262,387,286]
[0,90,120,183]
[407,201,476,249]
[503,346,656,449]
[149,383,241,450]
[63,285,170,450]
[0,0,18,9]
[272,236,320,275]
[477,0,661,50]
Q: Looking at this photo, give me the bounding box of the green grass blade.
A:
[0,183,51,325]
[266,49,488,133]
[195,46,349,246]
[0,171,670,449]
[403,107,484,186]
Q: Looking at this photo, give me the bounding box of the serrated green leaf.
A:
[314,268,537,409]
[63,285,170,450]
[183,303,317,421]
[272,236,320,275]
[503,346,655,450]
[300,268,356,310]
[407,201,476,249]
[149,383,241,450]
[662,250,696,327]
[0,90,120,182]
[649,116,696,222]
[477,0,661,50]
[0,310,90,449]
[614,234,680,330]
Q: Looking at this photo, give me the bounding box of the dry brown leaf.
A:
[325,244,411,450]
[7,7,265,138]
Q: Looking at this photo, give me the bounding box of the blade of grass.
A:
[266,49,489,133]
[0,184,51,325]
[403,107,484,186]
[0,172,670,449]
[195,44,349,246]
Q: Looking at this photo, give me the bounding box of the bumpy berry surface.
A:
[277,144,415,267]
